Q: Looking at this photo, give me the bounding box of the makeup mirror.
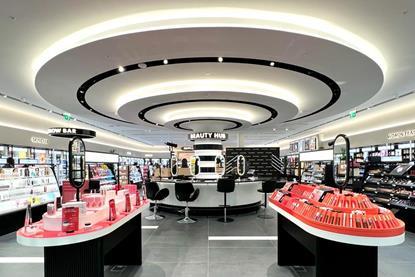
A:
[236,155,246,177]
[68,137,86,201]
[171,156,178,177]
[331,134,350,192]
[190,156,200,176]
[215,154,226,176]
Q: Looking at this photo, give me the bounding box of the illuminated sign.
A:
[188,132,228,141]
[30,136,48,145]
[48,127,96,139]
[387,129,415,140]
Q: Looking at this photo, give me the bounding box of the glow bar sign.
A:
[188,132,228,141]
[388,129,415,140]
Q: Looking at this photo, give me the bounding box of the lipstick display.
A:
[269,182,405,237]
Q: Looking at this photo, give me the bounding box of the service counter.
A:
[156,179,263,214]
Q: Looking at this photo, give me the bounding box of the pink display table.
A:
[17,198,149,277]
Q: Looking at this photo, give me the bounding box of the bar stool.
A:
[175,182,200,224]
[217,178,235,223]
[145,182,169,221]
[258,180,277,219]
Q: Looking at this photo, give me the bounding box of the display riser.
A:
[0,204,47,236]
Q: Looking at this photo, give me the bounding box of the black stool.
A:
[217,178,235,223]
[258,180,277,219]
[145,182,169,221]
[175,182,200,224]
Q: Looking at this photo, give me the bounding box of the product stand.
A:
[44,214,142,277]
[277,214,377,277]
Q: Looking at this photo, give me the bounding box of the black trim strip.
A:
[76,57,341,125]
[140,99,277,127]
[199,156,217,161]
[200,167,215,173]
[193,144,223,150]
[173,119,242,131]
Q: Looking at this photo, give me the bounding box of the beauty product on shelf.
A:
[108,199,116,221]
[125,193,131,212]
[24,203,32,230]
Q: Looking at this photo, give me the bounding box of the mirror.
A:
[190,156,200,176]
[236,155,246,177]
[332,134,350,192]
[68,137,86,201]
[215,154,226,176]
[171,156,178,177]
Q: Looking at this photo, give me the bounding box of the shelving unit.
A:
[88,163,117,190]
[0,165,60,215]
[362,163,415,231]
[301,162,327,184]
[118,165,129,185]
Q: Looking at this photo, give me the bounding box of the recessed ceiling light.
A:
[285,128,289,131]
[48,110,53,113]
[218,57,223,62]
[163,59,168,65]
[118,66,125,72]
[273,128,277,131]
[3,95,7,98]
[270,62,275,66]
[79,90,84,94]
[138,63,147,69]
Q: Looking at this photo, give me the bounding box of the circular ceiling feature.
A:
[174,119,242,131]
[134,99,277,127]
[75,57,340,124]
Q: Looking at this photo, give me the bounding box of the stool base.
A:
[217,217,234,223]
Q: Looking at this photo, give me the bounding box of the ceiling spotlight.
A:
[3,94,7,98]
[272,128,277,131]
[48,110,53,113]
[163,59,168,65]
[270,61,275,66]
[79,90,84,94]
[285,128,289,131]
[138,63,147,69]
[118,66,125,72]
[218,57,223,62]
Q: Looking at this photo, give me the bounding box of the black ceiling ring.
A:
[138,99,278,127]
[76,57,341,124]
[173,119,243,131]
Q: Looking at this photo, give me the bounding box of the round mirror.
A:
[189,156,200,176]
[332,134,350,192]
[171,156,178,177]
[68,137,86,201]
[236,155,246,177]
[215,154,226,176]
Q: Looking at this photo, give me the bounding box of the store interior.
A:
[1,1,415,277]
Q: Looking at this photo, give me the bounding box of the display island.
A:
[17,185,148,277]
[269,182,405,277]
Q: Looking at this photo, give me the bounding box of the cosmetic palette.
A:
[269,182,405,237]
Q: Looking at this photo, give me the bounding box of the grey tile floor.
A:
[0,207,414,276]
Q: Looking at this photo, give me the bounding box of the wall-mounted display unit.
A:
[0,165,60,215]
[289,135,319,153]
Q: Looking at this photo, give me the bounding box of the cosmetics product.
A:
[136,191,141,206]
[125,193,131,212]
[109,199,116,221]
[47,203,55,215]
[24,203,33,230]
[142,185,147,200]
[62,206,79,233]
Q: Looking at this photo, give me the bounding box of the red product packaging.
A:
[62,207,79,233]
[125,193,131,212]
[136,191,141,206]
[109,199,117,221]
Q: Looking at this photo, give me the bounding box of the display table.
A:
[156,179,262,214]
[269,183,405,277]
[17,200,149,277]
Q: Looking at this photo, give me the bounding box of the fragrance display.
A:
[129,165,142,183]
[269,182,405,237]
[88,163,117,190]
[0,165,60,215]
[285,154,299,178]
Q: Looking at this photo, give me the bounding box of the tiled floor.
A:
[0,207,414,276]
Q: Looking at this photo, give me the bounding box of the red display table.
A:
[17,200,149,277]
[269,183,405,277]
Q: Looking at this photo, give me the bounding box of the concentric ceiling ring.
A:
[138,99,277,127]
[76,57,341,125]
[173,119,243,131]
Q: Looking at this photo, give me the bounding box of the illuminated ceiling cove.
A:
[2,1,415,149]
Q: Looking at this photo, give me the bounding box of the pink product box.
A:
[82,194,104,209]
[124,184,138,195]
